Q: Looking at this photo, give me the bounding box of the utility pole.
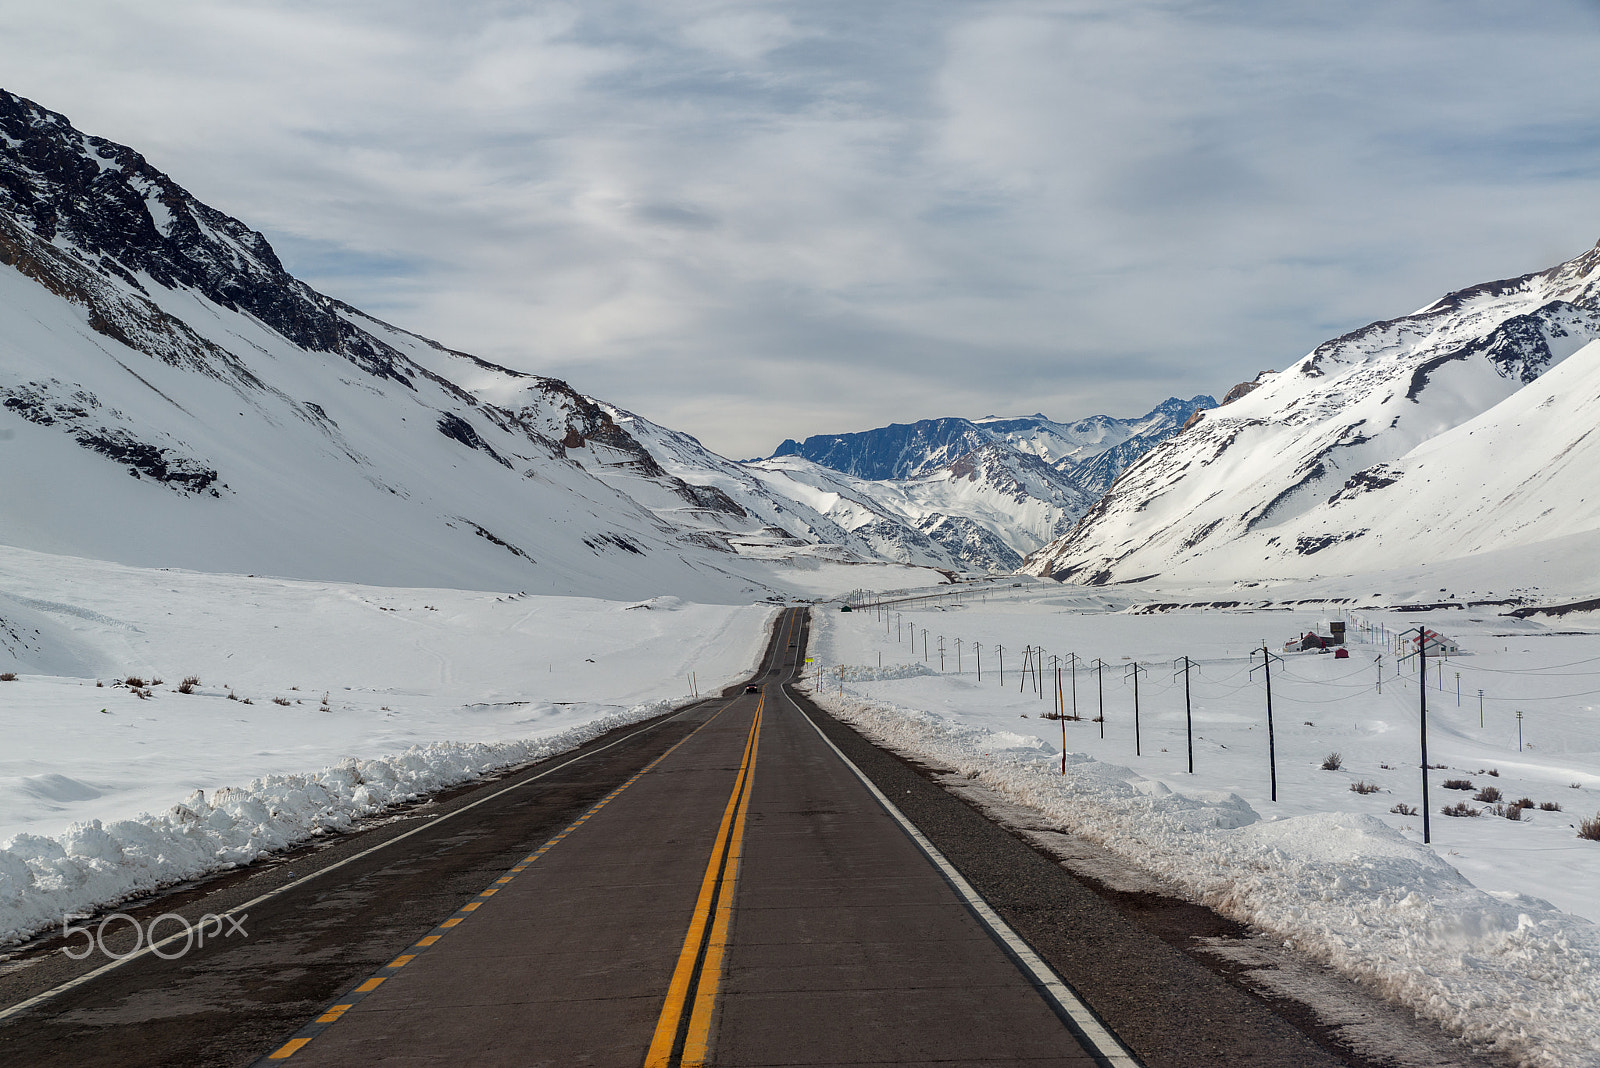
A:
[1399,626,1432,844]
[1058,666,1067,774]
[1478,689,1484,728]
[975,642,982,682]
[1092,658,1108,738]
[1066,653,1080,720]
[997,644,1005,686]
[938,636,945,672]
[1125,662,1146,756]
[1019,646,1031,694]
[954,637,962,673]
[1250,645,1283,802]
[1174,656,1196,773]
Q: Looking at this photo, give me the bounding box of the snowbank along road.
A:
[0,608,1504,1067]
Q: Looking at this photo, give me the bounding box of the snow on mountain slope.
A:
[975,396,1215,487]
[1024,241,1600,588]
[0,88,944,600]
[748,445,1094,572]
[756,398,1213,571]
[770,398,1214,483]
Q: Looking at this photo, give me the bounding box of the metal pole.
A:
[998,645,1004,686]
[1128,663,1143,756]
[1517,710,1523,752]
[1478,689,1484,728]
[1068,653,1079,720]
[1059,667,1067,775]
[976,643,982,682]
[1252,647,1279,803]
[1176,656,1194,773]
[1456,672,1460,707]
[1416,627,1431,845]
[1094,659,1106,738]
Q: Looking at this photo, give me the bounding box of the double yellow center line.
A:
[644,692,764,1068]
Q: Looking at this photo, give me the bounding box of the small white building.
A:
[1411,628,1460,656]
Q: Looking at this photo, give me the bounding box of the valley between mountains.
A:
[5,84,1600,1068]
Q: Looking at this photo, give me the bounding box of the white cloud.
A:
[1,0,1598,457]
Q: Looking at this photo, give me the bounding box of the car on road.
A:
[744,684,760,693]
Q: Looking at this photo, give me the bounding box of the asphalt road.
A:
[0,606,1494,1067]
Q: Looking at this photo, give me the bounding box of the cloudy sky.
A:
[3,1,1599,458]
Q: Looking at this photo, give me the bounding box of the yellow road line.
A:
[256,695,743,1064]
[682,703,761,1067]
[643,695,763,1068]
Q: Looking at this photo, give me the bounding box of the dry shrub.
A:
[1391,803,1417,815]
[1441,778,1473,791]
[1540,801,1562,812]
[1350,780,1381,795]
[124,676,145,688]
[1504,804,1523,821]
[1579,815,1600,842]
[1486,768,1500,777]
[1516,797,1535,809]
[177,676,200,694]
[1321,752,1343,771]
[1474,785,1502,803]
[272,697,291,706]
[1441,801,1479,818]
[0,672,17,682]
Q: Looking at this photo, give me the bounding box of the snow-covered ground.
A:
[808,583,1600,1067]
[0,543,776,944]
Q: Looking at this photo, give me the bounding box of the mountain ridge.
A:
[1022,239,1600,591]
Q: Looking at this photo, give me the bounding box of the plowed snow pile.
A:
[0,544,775,944]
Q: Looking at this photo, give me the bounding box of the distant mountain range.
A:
[1022,240,1600,592]
[769,398,1213,485]
[757,399,1214,569]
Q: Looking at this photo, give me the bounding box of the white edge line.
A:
[787,689,1143,1068]
[0,700,708,1024]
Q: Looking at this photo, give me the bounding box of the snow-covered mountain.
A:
[1022,242,1600,589]
[757,398,1213,571]
[746,443,1096,571]
[0,88,946,601]
[769,398,1214,483]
